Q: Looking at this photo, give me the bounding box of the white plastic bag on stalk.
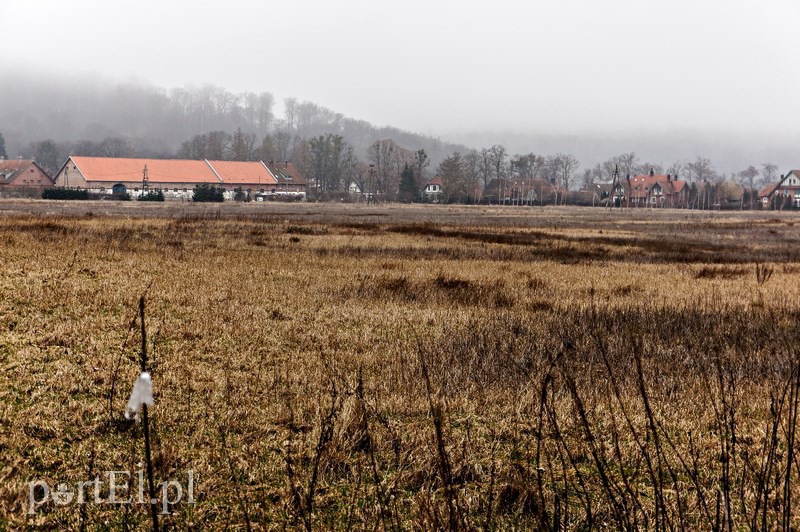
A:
[125,372,154,420]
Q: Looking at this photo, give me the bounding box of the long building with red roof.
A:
[53,156,285,200]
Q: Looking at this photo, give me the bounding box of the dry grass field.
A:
[2,200,800,530]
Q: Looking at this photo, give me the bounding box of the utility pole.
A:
[142,164,149,194]
[368,164,374,205]
[609,164,619,211]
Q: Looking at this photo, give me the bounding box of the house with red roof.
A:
[0,159,53,189]
[759,170,800,209]
[53,156,282,200]
[423,176,443,201]
[265,161,307,199]
[613,170,687,207]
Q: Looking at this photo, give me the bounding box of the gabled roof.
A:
[266,162,307,185]
[426,176,443,187]
[623,174,686,198]
[0,159,52,184]
[759,183,778,198]
[0,159,33,182]
[206,161,277,186]
[759,170,800,198]
[69,156,219,184]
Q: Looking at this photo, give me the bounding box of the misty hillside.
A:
[1,72,796,185]
[0,72,463,166]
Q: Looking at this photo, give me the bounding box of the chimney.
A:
[667,174,671,181]
[649,168,655,177]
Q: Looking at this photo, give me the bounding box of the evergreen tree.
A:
[193,183,225,202]
[0,132,6,159]
[398,163,418,202]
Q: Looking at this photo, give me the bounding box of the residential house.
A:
[0,159,53,189]
[759,170,800,209]
[613,171,687,207]
[423,176,443,201]
[265,161,307,199]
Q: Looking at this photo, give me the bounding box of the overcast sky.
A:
[2,0,799,137]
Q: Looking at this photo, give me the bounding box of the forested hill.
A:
[0,72,464,167]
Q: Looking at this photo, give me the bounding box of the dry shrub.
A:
[694,265,748,279]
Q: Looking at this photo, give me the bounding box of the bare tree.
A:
[29,139,63,176]
[738,165,760,209]
[588,158,618,183]
[284,97,298,133]
[488,145,508,182]
[463,150,481,202]
[228,128,257,161]
[99,137,133,158]
[685,156,715,183]
[205,131,231,160]
[616,152,639,178]
[633,162,665,176]
[274,130,293,163]
[511,153,544,181]
[368,139,397,198]
[761,162,778,187]
[666,161,684,180]
[437,151,466,203]
[554,153,580,193]
[243,92,274,137]
[479,148,493,189]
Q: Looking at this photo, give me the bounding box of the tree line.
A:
[10,125,785,208]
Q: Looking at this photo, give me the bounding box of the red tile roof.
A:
[206,161,277,186]
[759,184,778,198]
[760,171,800,198]
[266,162,307,185]
[0,159,52,185]
[71,157,219,184]
[624,174,686,199]
[0,159,33,173]
[0,159,32,183]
